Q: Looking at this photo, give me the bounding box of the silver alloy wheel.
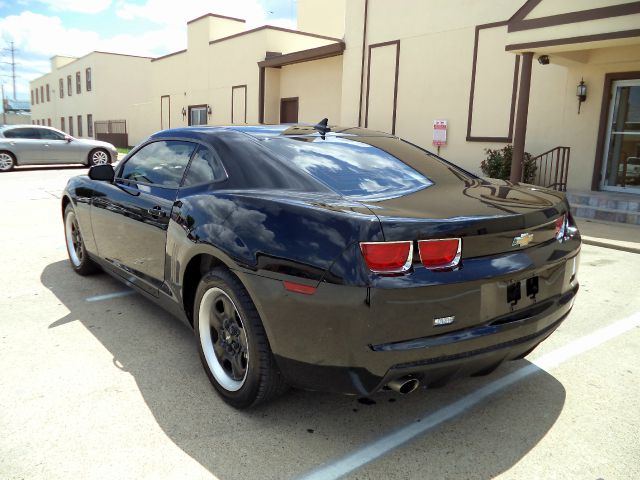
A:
[91,150,109,165]
[65,210,83,267]
[0,152,14,171]
[198,287,249,392]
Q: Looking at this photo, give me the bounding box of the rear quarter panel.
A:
[168,189,384,287]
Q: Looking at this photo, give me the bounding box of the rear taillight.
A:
[554,215,566,240]
[418,238,461,270]
[360,241,413,274]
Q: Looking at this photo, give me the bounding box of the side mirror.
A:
[65,135,73,143]
[89,164,115,182]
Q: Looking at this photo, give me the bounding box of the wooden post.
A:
[511,52,534,183]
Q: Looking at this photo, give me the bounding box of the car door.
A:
[90,140,197,295]
[38,128,72,163]
[2,127,44,164]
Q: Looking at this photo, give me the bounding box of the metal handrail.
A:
[531,146,570,191]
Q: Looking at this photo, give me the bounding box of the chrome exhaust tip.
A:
[387,377,420,395]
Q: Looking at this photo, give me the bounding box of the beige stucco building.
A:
[30,0,640,221]
[29,52,152,145]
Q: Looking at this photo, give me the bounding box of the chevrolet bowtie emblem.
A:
[512,233,534,247]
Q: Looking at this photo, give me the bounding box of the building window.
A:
[40,86,44,103]
[68,116,73,136]
[87,114,93,137]
[31,90,34,105]
[61,117,65,132]
[35,88,39,104]
[67,75,72,96]
[46,84,50,102]
[77,115,83,137]
[59,79,64,98]
[86,68,92,92]
[76,72,81,94]
[47,118,51,126]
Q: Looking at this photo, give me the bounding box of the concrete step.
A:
[566,190,640,225]
[571,205,640,225]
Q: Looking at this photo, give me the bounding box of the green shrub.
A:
[480,145,537,184]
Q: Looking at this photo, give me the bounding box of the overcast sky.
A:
[0,0,297,101]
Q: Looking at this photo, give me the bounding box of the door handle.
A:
[147,205,167,218]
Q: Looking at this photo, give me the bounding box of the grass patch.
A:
[117,147,131,155]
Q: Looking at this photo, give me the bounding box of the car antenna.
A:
[313,118,331,140]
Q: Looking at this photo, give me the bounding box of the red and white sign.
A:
[433,119,447,146]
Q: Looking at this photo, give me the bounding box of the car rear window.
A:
[263,136,433,200]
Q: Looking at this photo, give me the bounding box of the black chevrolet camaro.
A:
[62,124,580,408]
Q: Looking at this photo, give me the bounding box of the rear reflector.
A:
[418,238,461,270]
[283,281,316,295]
[360,241,413,274]
[554,215,565,239]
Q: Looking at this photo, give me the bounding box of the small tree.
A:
[480,145,537,184]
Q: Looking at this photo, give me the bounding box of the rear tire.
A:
[194,268,287,408]
[64,205,99,275]
[0,151,15,172]
[88,148,110,166]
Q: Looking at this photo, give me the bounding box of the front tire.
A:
[0,151,16,172]
[194,268,287,408]
[88,148,110,166]
[64,205,99,275]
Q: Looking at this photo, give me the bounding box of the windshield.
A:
[262,136,433,201]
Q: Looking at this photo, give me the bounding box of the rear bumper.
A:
[237,240,580,396]
[273,287,575,395]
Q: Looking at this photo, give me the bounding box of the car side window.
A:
[4,128,40,139]
[182,146,226,187]
[39,129,65,141]
[119,140,196,188]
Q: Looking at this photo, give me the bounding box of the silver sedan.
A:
[0,125,118,172]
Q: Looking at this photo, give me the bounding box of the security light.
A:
[538,55,550,65]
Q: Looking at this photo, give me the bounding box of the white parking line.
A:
[85,290,135,302]
[298,312,640,480]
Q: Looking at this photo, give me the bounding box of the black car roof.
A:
[149,124,395,142]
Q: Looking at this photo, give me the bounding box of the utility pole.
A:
[1,83,6,125]
[1,41,18,100]
[10,42,16,100]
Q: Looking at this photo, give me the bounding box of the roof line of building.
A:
[209,25,344,45]
[40,50,154,75]
[258,42,345,68]
[92,51,154,59]
[151,49,187,62]
[187,12,246,24]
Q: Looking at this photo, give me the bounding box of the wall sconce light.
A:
[181,107,186,120]
[207,105,212,116]
[577,78,587,114]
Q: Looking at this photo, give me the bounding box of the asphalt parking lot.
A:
[1,166,639,480]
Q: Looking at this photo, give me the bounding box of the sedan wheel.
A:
[89,149,110,166]
[64,206,99,275]
[194,268,287,408]
[0,152,15,171]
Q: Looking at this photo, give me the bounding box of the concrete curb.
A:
[581,236,640,255]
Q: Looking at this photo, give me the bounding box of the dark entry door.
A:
[280,97,299,123]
